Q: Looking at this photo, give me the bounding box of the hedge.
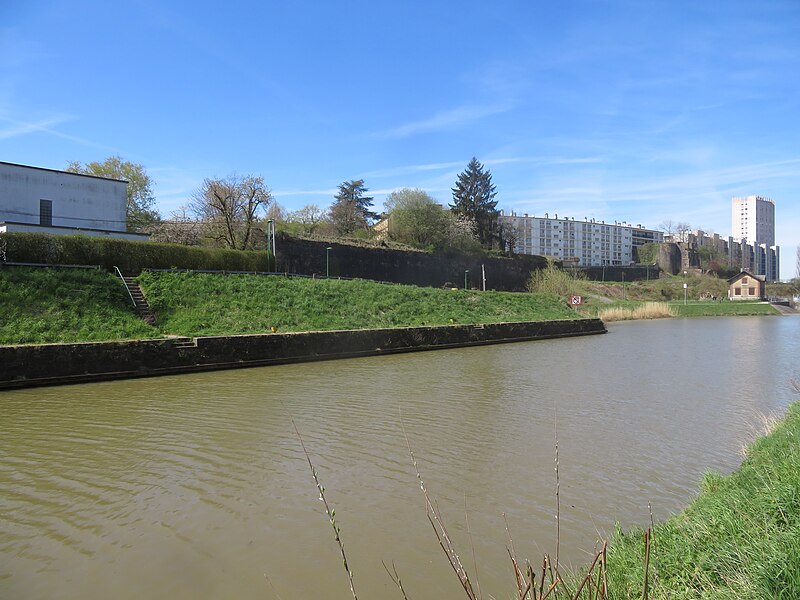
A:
[0,233,269,273]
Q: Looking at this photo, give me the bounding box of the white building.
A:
[499,211,663,266]
[730,195,779,280]
[0,161,147,241]
[732,195,775,247]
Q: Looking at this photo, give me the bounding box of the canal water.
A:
[2,316,799,599]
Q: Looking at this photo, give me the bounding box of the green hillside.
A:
[0,266,158,345]
[136,270,579,337]
[0,267,580,345]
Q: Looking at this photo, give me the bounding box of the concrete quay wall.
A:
[0,319,606,390]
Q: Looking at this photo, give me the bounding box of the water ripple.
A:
[1,317,798,599]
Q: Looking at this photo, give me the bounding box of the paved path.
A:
[771,303,799,315]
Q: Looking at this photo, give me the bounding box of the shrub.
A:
[527,258,586,296]
[634,242,659,264]
[0,232,269,273]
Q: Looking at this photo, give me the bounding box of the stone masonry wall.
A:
[0,319,606,390]
[275,236,547,291]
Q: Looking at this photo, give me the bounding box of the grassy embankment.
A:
[566,274,780,320]
[600,401,800,599]
[136,270,578,337]
[1,266,782,345]
[529,262,782,321]
[0,267,579,345]
[0,267,159,345]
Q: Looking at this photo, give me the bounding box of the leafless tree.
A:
[796,245,800,280]
[190,174,271,249]
[674,221,692,243]
[658,219,676,236]
[264,201,287,223]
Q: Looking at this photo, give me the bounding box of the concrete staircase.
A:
[170,337,198,349]
[122,276,157,326]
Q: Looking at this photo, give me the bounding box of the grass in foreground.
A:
[602,401,800,599]
[0,266,159,345]
[137,271,580,337]
[302,399,800,599]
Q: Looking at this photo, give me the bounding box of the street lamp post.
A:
[622,269,626,301]
[266,219,275,271]
[464,269,470,290]
[683,270,688,305]
[326,246,332,277]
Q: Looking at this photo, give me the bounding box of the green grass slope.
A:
[137,271,579,337]
[603,402,800,599]
[0,267,159,345]
[672,301,779,317]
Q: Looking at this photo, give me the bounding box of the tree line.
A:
[67,156,514,255]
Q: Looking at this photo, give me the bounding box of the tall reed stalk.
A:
[598,302,674,322]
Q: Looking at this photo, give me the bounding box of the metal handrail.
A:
[114,266,137,308]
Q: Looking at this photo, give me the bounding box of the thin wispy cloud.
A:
[362,160,466,179]
[512,158,800,206]
[485,156,604,167]
[0,114,125,156]
[376,103,513,139]
[363,156,602,180]
[272,188,339,198]
[0,116,73,140]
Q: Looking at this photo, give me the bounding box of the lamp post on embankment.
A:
[326,246,332,277]
[266,219,276,271]
[684,270,688,305]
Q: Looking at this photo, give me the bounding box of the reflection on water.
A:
[1,316,798,599]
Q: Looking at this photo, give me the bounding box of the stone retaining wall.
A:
[276,236,547,291]
[0,319,606,390]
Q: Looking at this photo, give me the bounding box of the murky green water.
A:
[2,316,798,599]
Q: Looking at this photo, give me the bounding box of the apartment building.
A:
[732,195,775,247]
[730,195,779,280]
[499,211,663,266]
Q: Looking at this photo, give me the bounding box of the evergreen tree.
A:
[329,179,378,235]
[450,157,498,247]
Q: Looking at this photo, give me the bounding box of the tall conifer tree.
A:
[450,157,498,247]
[329,179,378,235]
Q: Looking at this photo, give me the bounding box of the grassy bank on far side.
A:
[601,401,800,599]
[671,301,780,317]
[0,266,159,345]
[137,271,580,337]
[591,300,780,321]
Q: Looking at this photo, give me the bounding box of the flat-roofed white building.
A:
[730,196,779,280]
[499,211,663,266]
[732,195,775,247]
[0,161,147,241]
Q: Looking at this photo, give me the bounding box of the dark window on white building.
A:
[39,199,52,226]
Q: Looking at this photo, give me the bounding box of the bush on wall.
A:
[0,233,269,273]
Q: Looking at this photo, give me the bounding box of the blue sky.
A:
[2,0,798,278]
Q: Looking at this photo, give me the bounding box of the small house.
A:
[727,269,766,301]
